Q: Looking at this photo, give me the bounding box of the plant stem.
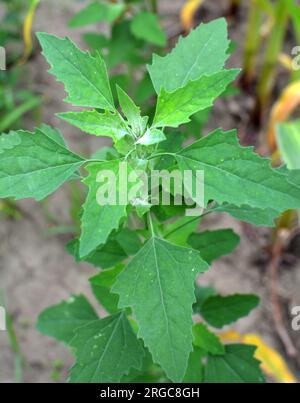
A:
[228,0,241,16]
[147,211,155,237]
[147,152,175,160]
[149,0,157,13]
[164,209,215,240]
[243,0,263,85]
[257,0,289,110]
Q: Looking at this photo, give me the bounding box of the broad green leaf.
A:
[67,228,141,269]
[193,285,216,314]
[121,348,165,383]
[188,229,240,264]
[215,204,280,227]
[37,33,114,110]
[136,128,166,146]
[112,236,209,382]
[117,86,144,136]
[183,347,204,383]
[58,110,128,141]
[176,129,300,211]
[66,238,127,269]
[184,108,212,139]
[89,264,124,314]
[114,228,142,256]
[200,294,260,328]
[204,344,265,383]
[83,33,108,50]
[91,146,119,161]
[148,18,230,93]
[106,21,143,69]
[79,161,133,258]
[152,70,238,128]
[69,1,125,28]
[164,216,201,246]
[130,12,166,47]
[69,312,144,383]
[192,323,225,355]
[276,121,300,170]
[0,128,84,201]
[134,74,155,105]
[36,295,98,344]
[39,124,66,147]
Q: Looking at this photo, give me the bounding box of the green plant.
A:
[69,0,166,110]
[1,17,300,383]
[0,0,41,219]
[0,0,40,132]
[243,0,300,112]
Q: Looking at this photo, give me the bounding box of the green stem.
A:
[0,292,24,383]
[0,96,41,132]
[149,0,157,13]
[164,209,215,240]
[243,0,263,84]
[148,152,175,160]
[257,0,289,109]
[147,211,155,237]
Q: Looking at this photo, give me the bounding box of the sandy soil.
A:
[0,0,299,383]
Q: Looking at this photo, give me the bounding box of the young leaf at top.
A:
[0,127,84,201]
[37,33,114,110]
[204,344,265,383]
[152,69,239,128]
[130,12,167,47]
[112,237,209,382]
[79,161,134,258]
[68,1,125,28]
[148,18,230,93]
[36,295,98,344]
[200,294,260,328]
[188,229,240,264]
[116,86,144,136]
[176,129,300,211]
[69,312,145,383]
[58,110,128,141]
[136,128,166,146]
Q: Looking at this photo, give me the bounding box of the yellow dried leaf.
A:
[180,0,204,33]
[278,53,293,72]
[19,0,40,65]
[267,80,300,152]
[220,331,297,383]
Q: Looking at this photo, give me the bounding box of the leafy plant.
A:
[1,17,300,383]
[0,0,41,219]
[242,0,300,111]
[0,0,40,132]
[69,0,166,110]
